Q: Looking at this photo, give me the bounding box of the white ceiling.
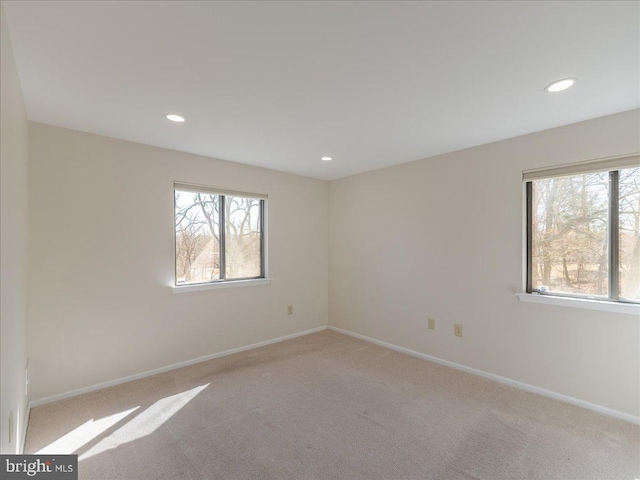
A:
[4,1,639,180]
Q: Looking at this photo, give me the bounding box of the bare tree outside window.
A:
[174,188,264,285]
[619,168,640,301]
[225,196,262,279]
[175,191,221,284]
[528,165,639,303]
[531,172,609,297]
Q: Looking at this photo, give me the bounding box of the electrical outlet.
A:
[287,305,293,315]
[428,318,435,330]
[454,324,463,337]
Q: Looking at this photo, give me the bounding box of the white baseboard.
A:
[26,324,639,428]
[328,326,640,425]
[30,325,328,408]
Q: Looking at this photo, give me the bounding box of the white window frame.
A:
[520,153,640,311]
[172,182,269,292]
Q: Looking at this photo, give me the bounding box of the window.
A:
[174,183,266,286]
[525,155,639,304]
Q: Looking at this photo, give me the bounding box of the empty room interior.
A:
[1,1,639,479]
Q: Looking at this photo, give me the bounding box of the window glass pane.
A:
[225,196,262,279]
[619,167,640,301]
[175,191,221,284]
[531,172,609,296]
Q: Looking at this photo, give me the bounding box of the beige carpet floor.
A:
[25,330,639,480]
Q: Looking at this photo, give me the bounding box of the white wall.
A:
[1,4,30,454]
[18,83,640,419]
[329,109,640,418]
[28,123,328,401]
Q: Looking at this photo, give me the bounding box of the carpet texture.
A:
[25,330,639,479]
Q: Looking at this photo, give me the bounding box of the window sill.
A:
[516,293,639,315]
[172,278,271,293]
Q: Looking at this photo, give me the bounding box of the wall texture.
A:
[28,123,328,401]
[1,4,30,454]
[329,109,640,417]
[19,91,640,419]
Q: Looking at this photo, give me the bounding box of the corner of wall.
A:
[1,2,31,454]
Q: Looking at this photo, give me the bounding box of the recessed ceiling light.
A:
[545,78,577,93]
[321,156,333,162]
[166,113,185,122]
